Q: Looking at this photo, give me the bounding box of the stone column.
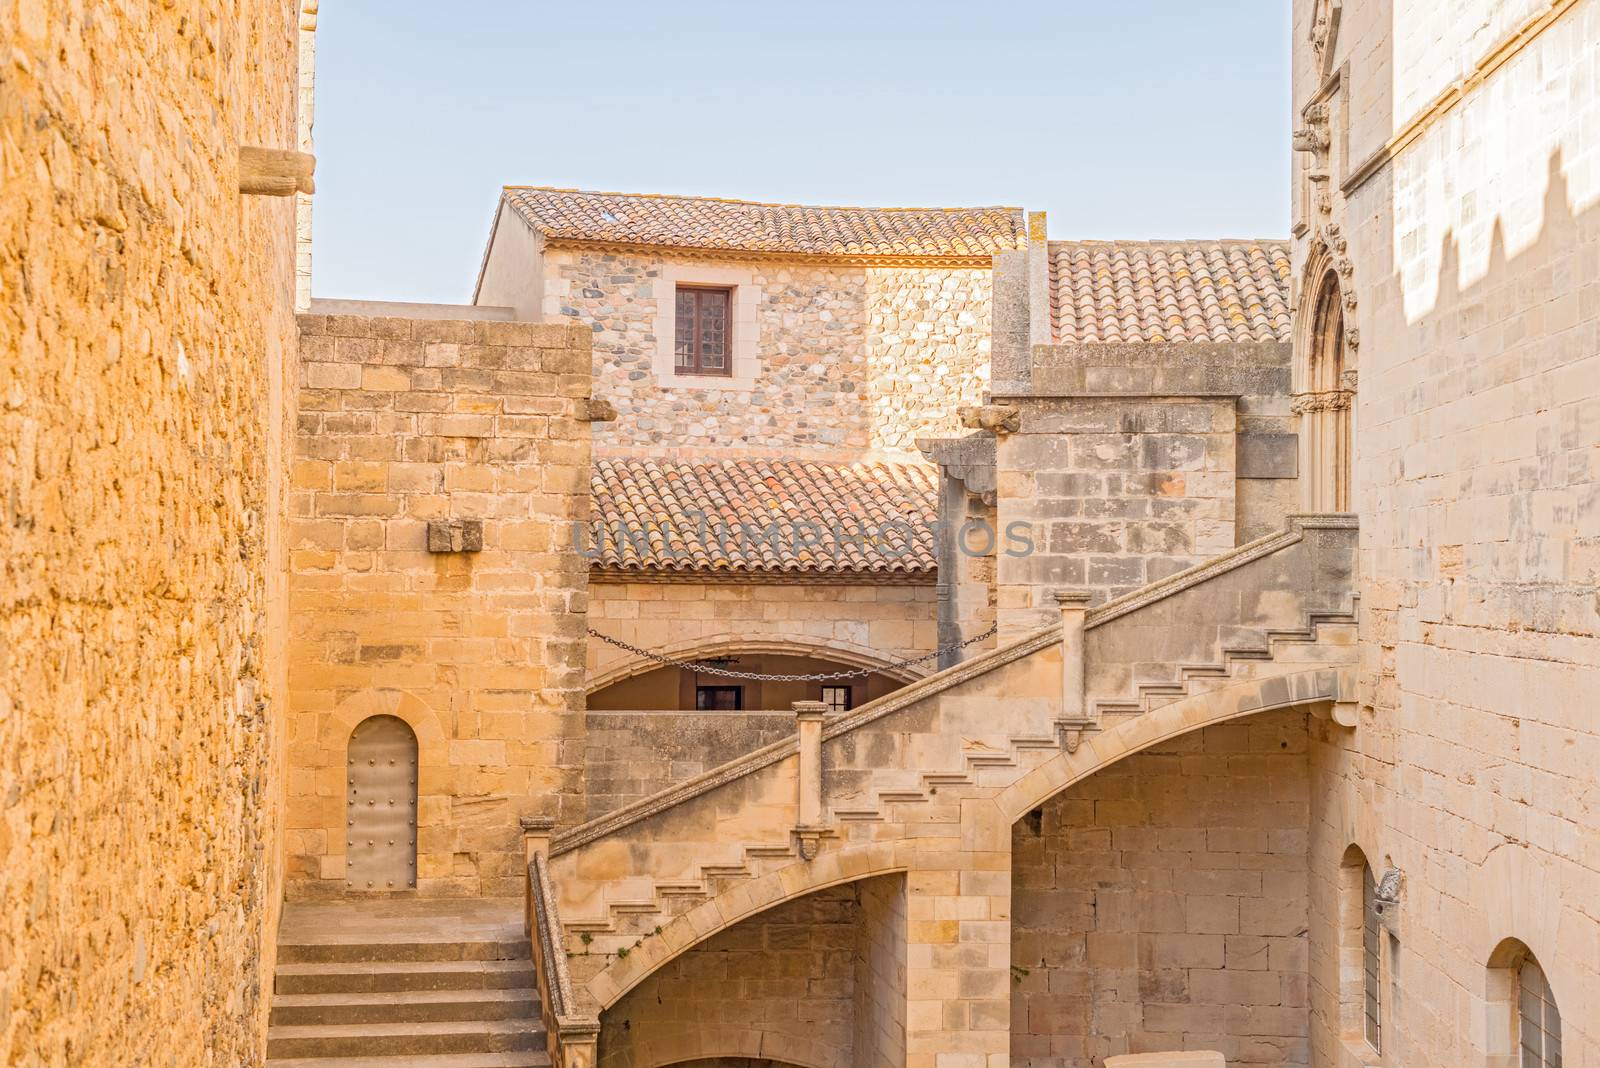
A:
[792,701,827,858]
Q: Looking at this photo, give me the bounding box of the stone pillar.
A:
[1053,589,1094,752]
[521,815,556,863]
[792,701,827,858]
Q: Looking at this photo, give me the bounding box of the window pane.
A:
[699,290,728,369]
[1363,866,1380,1052]
[675,289,696,368]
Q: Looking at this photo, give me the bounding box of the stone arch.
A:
[585,632,927,694]
[1295,239,1357,512]
[1334,843,1381,1051]
[1482,937,1563,1067]
[584,841,910,1010]
[345,715,418,890]
[1468,843,1578,1037]
[997,668,1350,822]
[599,1027,835,1068]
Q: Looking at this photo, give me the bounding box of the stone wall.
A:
[583,711,795,819]
[1295,0,1600,1062]
[286,312,592,898]
[1012,711,1311,1066]
[586,578,938,695]
[540,249,991,456]
[0,1,302,1064]
[598,884,864,1068]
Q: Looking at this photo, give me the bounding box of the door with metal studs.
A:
[346,714,418,890]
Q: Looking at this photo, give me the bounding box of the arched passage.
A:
[345,714,418,891]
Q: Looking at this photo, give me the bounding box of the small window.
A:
[674,285,732,376]
[1519,955,1562,1067]
[695,685,742,711]
[1363,864,1381,1052]
[821,686,852,714]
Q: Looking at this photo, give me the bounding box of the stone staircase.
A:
[266,899,548,1068]
[536,514,1360,1042]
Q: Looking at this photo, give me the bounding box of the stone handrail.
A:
[527,852,599,1066]
[551,513,1357,857]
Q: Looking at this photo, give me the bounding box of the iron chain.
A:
[586,625,1000,682]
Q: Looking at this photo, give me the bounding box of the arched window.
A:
[1361,862,1381,1052]
[1485,940,1563,1067]
[1297,266,1354,511]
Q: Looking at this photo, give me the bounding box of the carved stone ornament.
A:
[1311,0,1342,78]
[239,147,315,196]
[958,403,1021,436]
[1339,368,1359,390]
[1291,390,1354,414]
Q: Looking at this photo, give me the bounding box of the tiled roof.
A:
[502,186,1027,262]
[590,456,937,575]
[1050,240,1293,344]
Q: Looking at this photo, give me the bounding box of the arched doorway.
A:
[345,714,418,890]
[1297,264,1354,511]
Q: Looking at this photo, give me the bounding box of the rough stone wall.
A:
[586,578,937,692]
[0,2,301,1064]
[995,397,1238,633]
[1296,0,1600,1062]
[865,267,992,453]
[286,313,592,898]
[541,250,991,456]
[1012,711,1311,1066]
[582,711,795,819]
[598,884,862,1068]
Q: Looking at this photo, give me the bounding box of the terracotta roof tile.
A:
[1051,240,1292,344]
[590,456,937,575]
[503,187,1027,262]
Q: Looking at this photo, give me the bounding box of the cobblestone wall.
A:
[286,313,593,898]
[1296,0,1600,1062]
[1012,711,1311,1066]
[0,2,301,1064]
[542,250,991,456]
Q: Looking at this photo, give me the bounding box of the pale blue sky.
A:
[312,1,1291,304]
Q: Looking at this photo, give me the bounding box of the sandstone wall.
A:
[1012,711,1311,1066]
[541,250,991,456]
[1295,0,1600,1062]
[586,578,938,695]
[582,710,795,819]
[0,1,302,1064]
[286,313,592,898]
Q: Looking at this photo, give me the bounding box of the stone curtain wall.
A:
[582,711,795,819]
[865,267,992,453]
[598,884,863,1068]
[1296,0,1600,1062]
[544,250,992,456]
[1012,711,1311,1066]
[287,313,592,897]
[853,875,909,1068]
[0,2,301,1065]
[995,397,1238,632]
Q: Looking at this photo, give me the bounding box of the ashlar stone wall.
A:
[1295,0,1600,1062]
[1012,711,1311,1066]
[542,249,991,456]
[286,313,593,898]
[0,1,302,1064]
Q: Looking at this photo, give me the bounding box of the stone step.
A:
[266,1020,543,1059]
[270,988,540,1026]
[278,940,529,965]
[268,1055,549,1068]
[275,960,536,995]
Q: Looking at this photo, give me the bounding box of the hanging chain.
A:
[586,625,999,682]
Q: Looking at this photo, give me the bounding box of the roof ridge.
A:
[502,185,1023,215]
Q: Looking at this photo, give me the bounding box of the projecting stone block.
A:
[426,518,484,553]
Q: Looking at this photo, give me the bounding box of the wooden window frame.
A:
[674,284,734,377]
[821,685,853,714]
[695,685,743,711]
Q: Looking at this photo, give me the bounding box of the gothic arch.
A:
[1295,238,1357,512]
[585,633,927,694]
